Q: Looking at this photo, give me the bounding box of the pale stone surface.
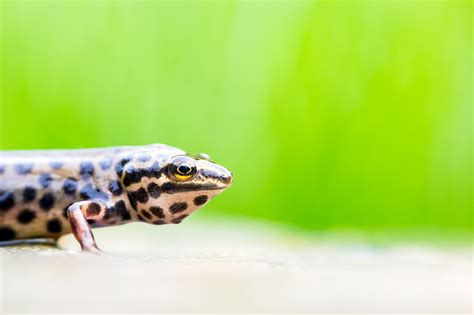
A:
[0,218,471,313]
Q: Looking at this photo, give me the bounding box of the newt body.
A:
[0,144,232,251]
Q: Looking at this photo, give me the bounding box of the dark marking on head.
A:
[86,202,101,217]
[80,183,108,201]
[160,182,218,194]
[194,195,208,206]
[135,187,148,203]
[47,218,62,233]
[141,209,152,220]
[149,206,164,218]
[147,182,161,199]
[23,186,37,202]
[146,161,162,178]
[123,162,162,187]
[87,219,96,226]
[104,200,130,221]
[171,214,188,224]
[39,193,55,211]
[49,161,64,170]
[79,162,94,180]
[169,202,188,214]
[99,158,113,170]
[127,192,138,210]
[137,155,152,162]
[63,177,78,195]
[108,180,123,196]
[127,188,148,209]
[123,166,142,187]
[0,191,15,211]
[39,173,53,188]
[14,163,33,175]
[153,220,166,225]
[117,200,131,220]
[17,209,36,224]
[0,227,15,240]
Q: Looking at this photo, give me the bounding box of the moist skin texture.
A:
[0,144,232,250]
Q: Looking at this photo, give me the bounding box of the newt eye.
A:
[169,157,197,181]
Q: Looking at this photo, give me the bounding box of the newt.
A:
[0,144,233,252]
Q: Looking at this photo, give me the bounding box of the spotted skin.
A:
[0,144,233,251]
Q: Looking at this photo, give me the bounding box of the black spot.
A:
[145,161,162,178]
[79,162,94,180]
[104,200,130,221]
[127,188,148,209]
[80,183,109,201]
[63,177,78,195]
[171,214,188,224]
[137,155,151,162]
[87,219,96,226]
[86,202,101,217]
[17,209,36,224]
[141,210,152,220]
[135,187,148,203]
[123,162,162,187]
[23,186,37,202]
[169,202,188,214]
[161,182,218,194]
[123,166,143,186]
[115,157,131,177]
[39,193,55,211]
[0,164,5,174]
[99,158,113,170]
[47,218,62,233]
[0,191,15,211]
[39,173,53,188]
[153,220,166,225]
[108,180,123,196]
[103,209,112,221]
[116,200,131,220]
[194,195,208,206]
[0,227,15,240]
[147,182,161,198]
[127,192,137,210]
[127,187,148,210]
[15,163,33,175]
[49,161,64,170]
[149,206,164,218]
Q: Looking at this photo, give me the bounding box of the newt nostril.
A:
[224,172,233,185]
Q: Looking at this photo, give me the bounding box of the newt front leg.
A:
[67,201,106,253]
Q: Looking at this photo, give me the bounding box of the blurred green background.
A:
[0,1,471,234]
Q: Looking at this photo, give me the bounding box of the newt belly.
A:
[0,144,232,251]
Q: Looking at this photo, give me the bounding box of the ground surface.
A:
[0,218,471,313]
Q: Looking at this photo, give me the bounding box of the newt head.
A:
[120,144,233,225]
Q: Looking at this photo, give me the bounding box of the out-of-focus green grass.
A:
[0,1,471,233]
